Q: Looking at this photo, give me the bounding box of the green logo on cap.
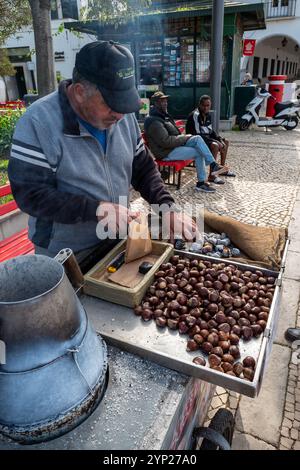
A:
[117,67,134,79]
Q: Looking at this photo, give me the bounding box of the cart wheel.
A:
[192,409,234,450]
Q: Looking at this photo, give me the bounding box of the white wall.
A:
[241,0,300,80]
[2,19,97,98]
[0,78,6,101]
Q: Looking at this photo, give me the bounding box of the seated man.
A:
[144,92,228,193]
[186,95,235,184]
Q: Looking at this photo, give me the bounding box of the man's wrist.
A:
[167,203,182,213]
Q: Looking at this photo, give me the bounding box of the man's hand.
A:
[96,202,140,234]
[164,210,201,243]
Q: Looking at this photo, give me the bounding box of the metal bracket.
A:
[54,248,84,293]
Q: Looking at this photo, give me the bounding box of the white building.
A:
[0,0,96,101]
[241,0,300,82]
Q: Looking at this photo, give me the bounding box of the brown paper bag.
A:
[125,213,152,263]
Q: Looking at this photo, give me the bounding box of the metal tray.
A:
[82,242,288,398]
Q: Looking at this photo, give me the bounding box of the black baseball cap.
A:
[75,41,141,114]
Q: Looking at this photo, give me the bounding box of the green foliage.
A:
[0,48,15,76]
[81,0,152,24]
[0,159,11,203]
[0,108,25,158]
[0,0,31,46]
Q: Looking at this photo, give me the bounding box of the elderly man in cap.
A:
[144,92,227,193]
[8,41,198,271]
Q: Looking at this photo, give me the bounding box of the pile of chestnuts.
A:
[134,255,276,382]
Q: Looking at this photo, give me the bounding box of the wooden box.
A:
[83,240,174,307]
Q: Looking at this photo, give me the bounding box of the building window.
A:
[163,38,180,87]
[253,56,260,79]
[289,62,293,74]
[270,58,275,75]
[277,60,281,74]
[286,61,289,74]
[282,61,285,74]
[140,39,163,85]
[281,0,289,6]
[196,39,210,82]
[61,0,78,20]
[51,0,58,19]
[7,46,31,63]
[262,58,268,78]
[180,37,194,83]
[272,0,279,6]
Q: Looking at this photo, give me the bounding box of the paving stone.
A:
[235,344,290,446]
[284,251,300,282]
[211,395,223,409]
[275,280,300,345]
[282,418,293,429]
[220,394,228,405]
[281,427,290,438]
[284,411,294,421]
[229,397,239,410]
[216,386,226,395]
[295,411,300,421]
[286,392,295,404]
[296,403,300,412]
[290,428,299,440]
[280,437,294,449]
[293,441,300,450]
[232,431,276,450]
[285,403,294,412]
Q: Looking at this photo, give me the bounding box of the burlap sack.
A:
[204,209,287,270]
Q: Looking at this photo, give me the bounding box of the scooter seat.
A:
[274,101,294,114]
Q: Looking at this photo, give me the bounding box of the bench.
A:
[0,184,34,262]
[142,120,195,190]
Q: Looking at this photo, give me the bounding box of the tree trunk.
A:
[29,0,56,97]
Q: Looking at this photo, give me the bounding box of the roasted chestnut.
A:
[243,356,256,369]
[208,354,222,367]
[186,339,199,352]
[193,356,206,366]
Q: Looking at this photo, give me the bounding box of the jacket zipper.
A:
[65,131,116,204]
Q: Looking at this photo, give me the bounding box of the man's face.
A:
[74,84,124,129]
[155,98,168,114]
[199,99,211,115]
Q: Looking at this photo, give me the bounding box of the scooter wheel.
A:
[239,119,250,131]
[283,117,298,131]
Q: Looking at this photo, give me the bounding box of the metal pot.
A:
[0,255,108,444]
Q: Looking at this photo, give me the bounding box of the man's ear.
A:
[73,83,86,104]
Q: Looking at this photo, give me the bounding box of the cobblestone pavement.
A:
[132,126,300,450]
[132,127,300,228]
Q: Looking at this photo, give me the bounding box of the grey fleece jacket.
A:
[8,80,174,255]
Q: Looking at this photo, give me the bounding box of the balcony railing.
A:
[265,0,297,18]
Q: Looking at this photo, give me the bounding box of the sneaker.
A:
[210,162,229,177]
[223,170,236,177]
[208,176,225,185]
[195,182,216,193]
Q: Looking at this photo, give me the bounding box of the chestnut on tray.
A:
[134,255,276,382]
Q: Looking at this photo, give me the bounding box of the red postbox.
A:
[266,75,287,117]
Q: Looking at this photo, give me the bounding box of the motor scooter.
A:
[239,83,300,131]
